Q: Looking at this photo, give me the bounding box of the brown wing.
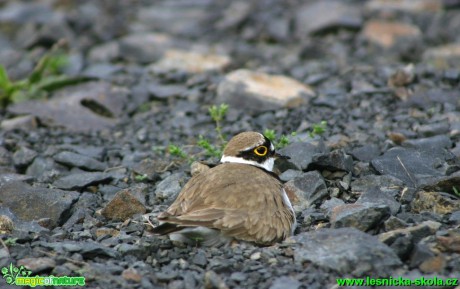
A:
[157,163,294,245]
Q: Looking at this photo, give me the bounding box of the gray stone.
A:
[116,243,146,259]
[0,182,79,227]
[53,172,112,190]
[310,149,353,172]
[26,157,66,181]
[83,63,122,79]
[370,147,449,187]
[418,170,460,193]
[350,144,380,162]
[295,0,362,36]
[292,228,402,276]
[450,210,460,223]
[147,83,186,99]
[56,145,105,160]
[384,216,409,231]
[1,115,38,131]
[351,175,404,197]
[269,276,301,289]
[411,191,460,214]
[192,251,208,267]
[154,172,188,205]
[119,33,174,64]
[416,122,450,137]
[54,151,106,171]
[330,203,391,231]
[13,147,37,169]
[0,173,34,187]
[320,197,345,216]
[230,272,247,282]
[38,241,118,258]
[278,142,323,170]
[403,135,452,151]
[279,169,303,182]
[17,257,55,273]
[284,171,328,213]
[356,187,401,215]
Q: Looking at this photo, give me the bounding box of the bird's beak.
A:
[274,152,290,160]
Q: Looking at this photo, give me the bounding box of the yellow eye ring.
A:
[254,146,268,156]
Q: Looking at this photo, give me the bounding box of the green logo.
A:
[1,263,32,285]
[1,263,85,287]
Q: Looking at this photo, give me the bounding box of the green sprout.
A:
[453,186,460,197]
[263,129,296,149]
[197,135,222,158]
[309,121,327,138]
[134,174,148,182]
[168,144,188,159]
[209,103,228,146]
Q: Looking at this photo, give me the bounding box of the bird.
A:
[151,131,296,246]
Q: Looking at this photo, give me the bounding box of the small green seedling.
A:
[309,121,327,138]
[263,129,297,149]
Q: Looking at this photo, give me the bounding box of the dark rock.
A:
[0,2,59,24]
[101,186,147,221]
[83,63,123,79]
[12,146,37,169]
[278,141,325,170]
[0,207,48,235]
[309,149,353,172]
[204,270,227,289]
[54,151,106,171]
[230,272,247,282]
[153,172,188,205]
[450,210,460,223]
[410,243,436,268]
[330,203,391,231]
[370,147,451,187]
[418,171,460,193]
[88,41,120,63]
[53,172,112,190]
[292,228,402,276]
[416,122,450,137]
[192,251,208,267]
[269,276,301,289]
[356,187,401,215]
[37,241,118,258]
[116,244,146,259]
[351,175,404,197]
[411,191,460,214]
[56,145,105,161]
[295,0,362,36]
[403,135,452,151]
[320,197,345,216]
[147,83,187,99]
[284,171,328,213]
[350,145,380,162]
[0,182,78,227]
[26,157,66,182]
[384,216,409,231]
[279,169,303,182]
[0,173,34,187]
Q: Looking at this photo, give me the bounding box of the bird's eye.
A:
[254,146,268,156]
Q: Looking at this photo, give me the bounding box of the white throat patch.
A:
[220,155,275,172]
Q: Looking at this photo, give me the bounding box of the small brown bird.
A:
[152,131,296,246]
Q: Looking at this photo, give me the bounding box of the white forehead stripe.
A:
[220,155,274,172]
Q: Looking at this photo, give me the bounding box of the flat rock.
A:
[411,191,460,214]
[330,203,391,231]
[269,276,301,289]
[295,0,362,36]
[8,82,129,132]
[53,172,112,190]
[1,115,37,131]
[0,182,78,227]
[278,141,324,171]
[362,20,421,48]
[370,147,450,187]
[284,171,328,213]
[101,185,147,221]
[418,171,460,193]
[356,187,401,215]
[53,151,106,171]
[151,49,231,74]
[349,144,380,162]
[216,69,314,113]
[292,228,402,276]
[423,43,460,63]
[309,149,353,172]
[37,241,118,258]
[17,257,56,273]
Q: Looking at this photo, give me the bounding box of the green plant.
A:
[263,129,297,149]
[197,135,222,158]
[168,144,188,159]
[309,121,327,138]
[208,103,228,146]
[134,174,148,182]
[3,238,17,247]
[0,42,86,109]
[453,186,460,197]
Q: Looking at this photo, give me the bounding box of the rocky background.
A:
[1,0,460,288]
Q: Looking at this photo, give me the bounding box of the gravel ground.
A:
[1,1,460,288]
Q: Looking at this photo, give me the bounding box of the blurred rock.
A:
[54,151,106,171]
[88,41,120,63]
[292,228,402,276]
[0,182,78,227]
[0,215,14,234]
[362,21,421,48]
[153,172,188,205]
[216,69,314,113]
[309,149,353,172]
[53,172,112,190]
[284,171,328,213]
[8,82,129,132]
[366,0,443,13]
[151,49,231,74]
[295,1,362,36]
[330,203,390,231]
[349,144,380,162]
[13,146,37,170]
[357,187,401,215]
[1,115,37,131]
[269,276,301,289]
[423,43,460,67]
[101,186,147,221]
[119,33,175,64]
[17,257,56,273]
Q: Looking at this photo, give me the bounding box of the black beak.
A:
[274,152,290,160]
